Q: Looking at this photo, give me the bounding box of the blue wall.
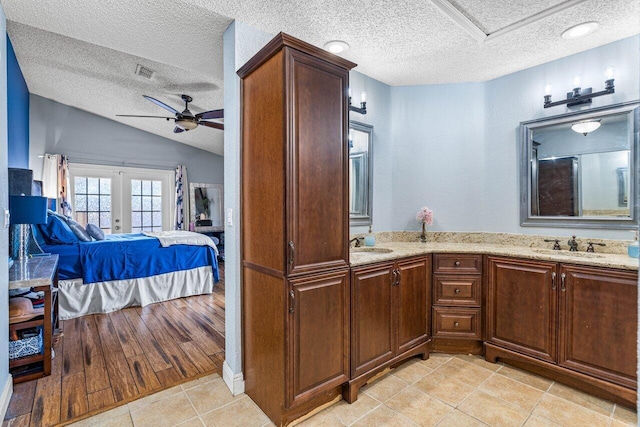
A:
[6,36,28,168]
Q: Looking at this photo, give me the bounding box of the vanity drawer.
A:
[433,275,481,306]
[432,307,481,339]
[433,254,482,274]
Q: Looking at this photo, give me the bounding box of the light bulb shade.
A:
[9,196,48,225]
[571,121,601,135]
[175,119,198,130]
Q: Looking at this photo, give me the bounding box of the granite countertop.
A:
[8,254,59,289]
[350,241,638,271]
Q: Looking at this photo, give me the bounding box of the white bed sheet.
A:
[58,266,214,320]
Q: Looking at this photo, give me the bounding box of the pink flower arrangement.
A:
[416,206,434,226]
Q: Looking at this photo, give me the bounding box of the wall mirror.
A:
[520,101,639,229]
[349,121,373,226]
[189,183,224,232]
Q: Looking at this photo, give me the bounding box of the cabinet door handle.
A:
[391,270,397,287]
[561,273,566,292]
[396,269,401,286]
[288,241,295,265]
[454,288,460,294]
[551,272,556,290]
[454,261,461,267]
[289,290,295,313]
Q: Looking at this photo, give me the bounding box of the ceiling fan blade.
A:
[116,114,174,119]
[199,121,224,130]
[196,109,224,120]
[143,95,179,114]
[173,126,185,133]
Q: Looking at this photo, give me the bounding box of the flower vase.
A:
[420,222,427,243]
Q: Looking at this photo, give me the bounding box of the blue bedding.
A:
[42,233,219,284]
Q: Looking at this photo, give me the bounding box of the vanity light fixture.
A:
[543,67,615,108]
[323,40,350,54]
[349,90,367,115]
[571,120,601,136]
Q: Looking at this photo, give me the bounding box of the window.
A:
[74,177,112,233]
[69,164,174,234]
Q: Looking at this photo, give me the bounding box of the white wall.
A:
[0,5,13,417]
[29,95,224,184]
[222,20,273,394]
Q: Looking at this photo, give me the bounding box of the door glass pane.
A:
[131,180,163,233]
[73,176,112,233]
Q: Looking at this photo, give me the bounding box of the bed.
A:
[34,217,219,319]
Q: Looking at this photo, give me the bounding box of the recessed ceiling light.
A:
[323,40,350,54]
[562,22,600,39]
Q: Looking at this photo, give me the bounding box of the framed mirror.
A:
[349,121,373,226]
[520,101,639,229]
[189,183,224,232]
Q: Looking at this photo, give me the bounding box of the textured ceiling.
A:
[1,0,639,156]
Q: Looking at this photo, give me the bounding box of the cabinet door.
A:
[396,257,430,354]
[351,263,395,378]
[287,270,350,407]
[559,265,637,389]
[286,48,350,276]
[487,257,558,364]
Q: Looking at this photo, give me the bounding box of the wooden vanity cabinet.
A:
[431,254,483,354]
[239,33,356,426]
[346,256,431,402]
[486,256,637,407]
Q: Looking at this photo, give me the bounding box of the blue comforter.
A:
[42,233,219,283]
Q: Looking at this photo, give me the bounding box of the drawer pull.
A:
[454,261,461,266]
[454,288,460,294]
[454,322,459,327]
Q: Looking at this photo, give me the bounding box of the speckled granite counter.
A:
[349,234,638,271]
[8,255,59,289]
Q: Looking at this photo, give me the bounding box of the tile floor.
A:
[66,354,637,427]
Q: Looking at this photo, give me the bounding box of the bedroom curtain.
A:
[175,165,189,230]
[42,153,72,215]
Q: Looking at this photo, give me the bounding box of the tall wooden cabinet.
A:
[486,256,637,407]
[239,33,356,426]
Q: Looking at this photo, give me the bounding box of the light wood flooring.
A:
[3,265,225,427]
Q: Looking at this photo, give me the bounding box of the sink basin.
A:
[351,247,393,254]
[533,249,604,259]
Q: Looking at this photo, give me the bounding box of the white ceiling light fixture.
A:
[562,22,600,39]
[323,40,350,54]
[571,120,601,136]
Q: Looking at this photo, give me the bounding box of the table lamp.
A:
[9,195,48,260]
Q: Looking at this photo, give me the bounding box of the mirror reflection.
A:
[189,183,223,232]
[520,102,639,229]
[349,121,373,226]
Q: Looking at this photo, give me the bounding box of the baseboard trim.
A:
[222,361,245,396]
[0,375,13,421]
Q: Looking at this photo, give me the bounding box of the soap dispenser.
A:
[364,225,376,247]
[628,230,639,258]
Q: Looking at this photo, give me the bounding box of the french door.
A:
[69,164,174,234]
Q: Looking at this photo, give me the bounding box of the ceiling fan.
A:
[117,94,224,133]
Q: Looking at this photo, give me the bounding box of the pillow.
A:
[86,223,105,241]
[67,219,93,242]
[42,215,78,244]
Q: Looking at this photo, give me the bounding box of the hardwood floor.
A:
[4,265,225,427]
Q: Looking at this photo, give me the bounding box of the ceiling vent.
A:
[135,64,155,79]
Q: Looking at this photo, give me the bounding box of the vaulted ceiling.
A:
[2,0,638,156]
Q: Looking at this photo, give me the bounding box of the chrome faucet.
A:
[350,237,364,248]
[567,235,578,252]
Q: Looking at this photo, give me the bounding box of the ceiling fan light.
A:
[175,119,198,131]
[571,120,601,136]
